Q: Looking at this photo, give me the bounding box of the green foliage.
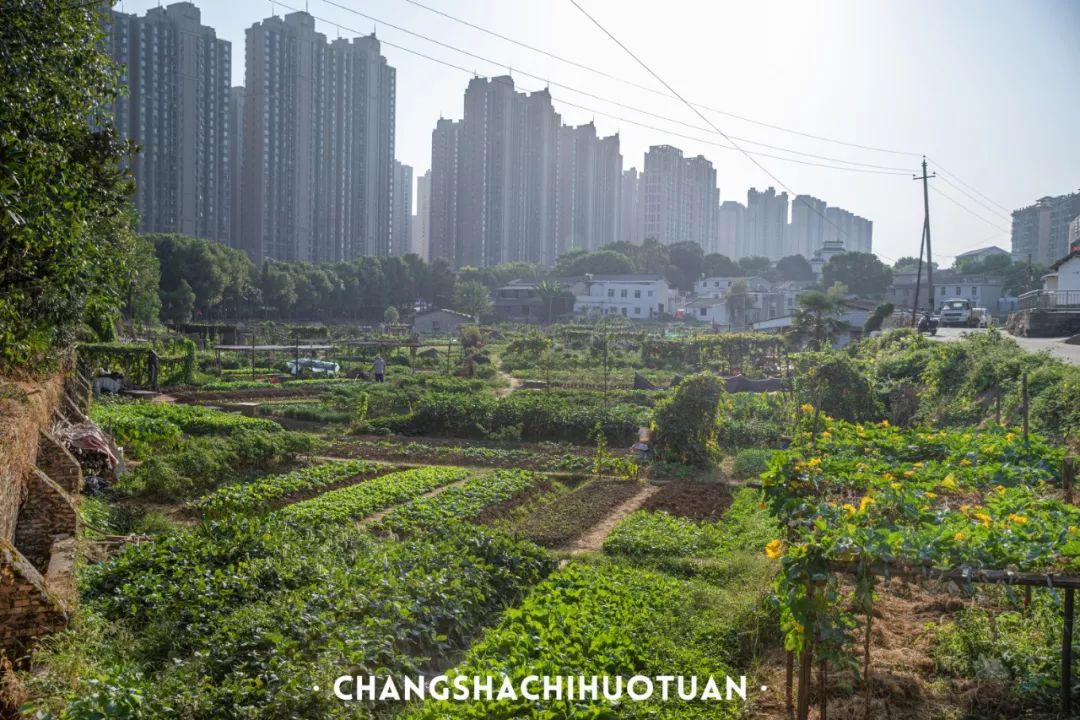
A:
[863,302,895,333]
[652,374,726,466]
[382,305,399,324]
[0,1,137,369]
[192,459,382,517]
[775,254,815,281]
[822,251,893,298]
[794,350,880,422]
[640,333,783,373]
[374,470,541,536]
[403,561,745,720]
[90,401,280,458]
[732,448,774,478]
[450,280,492,319]
[276,466,468,525]
[516,479,642,547]
[934,591,1073,710]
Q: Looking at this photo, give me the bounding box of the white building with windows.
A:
[694,276,772,297]
[568,274,670,319]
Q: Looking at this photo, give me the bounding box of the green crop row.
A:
[374,470,540,536]
[402,561,746,720]
[276,465,469,525]
[63,520,555,719]
[191,459,385,516]
[91,400,281,457]
[515,479,643,548]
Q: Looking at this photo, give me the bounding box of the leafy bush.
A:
[652,374,726,466]
[732,448,774,479]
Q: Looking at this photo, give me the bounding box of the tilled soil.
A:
[639,480,733,521]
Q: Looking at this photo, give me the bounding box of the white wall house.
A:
[680,297,730,326]
[572,274,670,319]
[1045,251,1080,291]
[694,275,771,298]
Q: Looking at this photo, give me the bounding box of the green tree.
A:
[702,253,743,277]
[725,280,753,329]
[822,252,892,298]
[451,280,493,319]
[666,241,704,291]
[738,256,772,276]
[534,280,563,323]
[0,1,136,367]
[790,290,845,350]
[864,302,895,333]
[123,235,161,327]
[554,249,636,276]
[651,374,726,467]
[383,305,400,324]
[776,254,815,281]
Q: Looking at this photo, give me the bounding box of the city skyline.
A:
[108,0,1079,266]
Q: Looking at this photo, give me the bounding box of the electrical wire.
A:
[398,0,924,159]
[929,185,1011,233]
[319,0,912,173]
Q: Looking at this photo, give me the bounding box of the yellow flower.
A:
[881,419,890,427]
[820,430,832,440]
[974,512,992,528]
[995,485,1006,497]
[926,491,938,500]
[960,458,972,466]
[883,472,895,481]
[1005,432,1016,442]
[941,474,958,491]
[954,531,967,542]
[903,470,915,478]
[890,482,902,491]
[807,457,822,468]
[765,539,784,559]
[914,462,924,468]
[800,403,814,414]
[859,495,876,512]
[1070,526,1078,534]
[1008,514,1029,525]
[843,503,857,517]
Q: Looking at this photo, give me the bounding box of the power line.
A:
[280,3,908,176]
[398,0,923,159]
[927,158,1012,214]
[319,0,911,173]
[934,172,1012,223]
[563,0,862,244]
[929,185,1011,233]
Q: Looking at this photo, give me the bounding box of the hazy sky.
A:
[116,0,1080,265]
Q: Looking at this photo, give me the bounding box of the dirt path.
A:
[563,483,661,555]
[494,369,523,398]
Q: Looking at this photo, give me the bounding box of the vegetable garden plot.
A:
[761,416,1080,719]
[514,479,645,548]
[191,458,397,516]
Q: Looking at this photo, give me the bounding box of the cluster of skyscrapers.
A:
[425,94,873,268]
[1010,190,1080,266]
[104,3,408,263]
[104,2,872,269]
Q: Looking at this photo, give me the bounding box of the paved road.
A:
[930,327,1080,366]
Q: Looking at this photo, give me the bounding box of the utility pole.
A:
[911,224,927,326]
[914,157,937,314]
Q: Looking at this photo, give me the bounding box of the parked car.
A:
[939,298,979,327]
[285,358,340,376]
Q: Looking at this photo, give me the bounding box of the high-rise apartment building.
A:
[429,118,461,265]
[746,187,789,260]
[682,155,719,251]
[789,195,827,259]
[620,168,644,245]
[391,161,413,256]
[1011,191,1080,266]
[240,12,395,263]
[642,145,685,245]
[229,87,245,248]
[821,206,873,255]
[435,76,562,267]
[717,201,747,258]
[413,170,431,260]
[104,2,231,243]
[556,123,622,254]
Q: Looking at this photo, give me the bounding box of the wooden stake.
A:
[1022,371,1030,442]
[819,660,828,720]
[786,651,795,720]
[1064,587,1075,717]
[863,608,873,719]
[1066,458,1076,505]
[797,642,814,720]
